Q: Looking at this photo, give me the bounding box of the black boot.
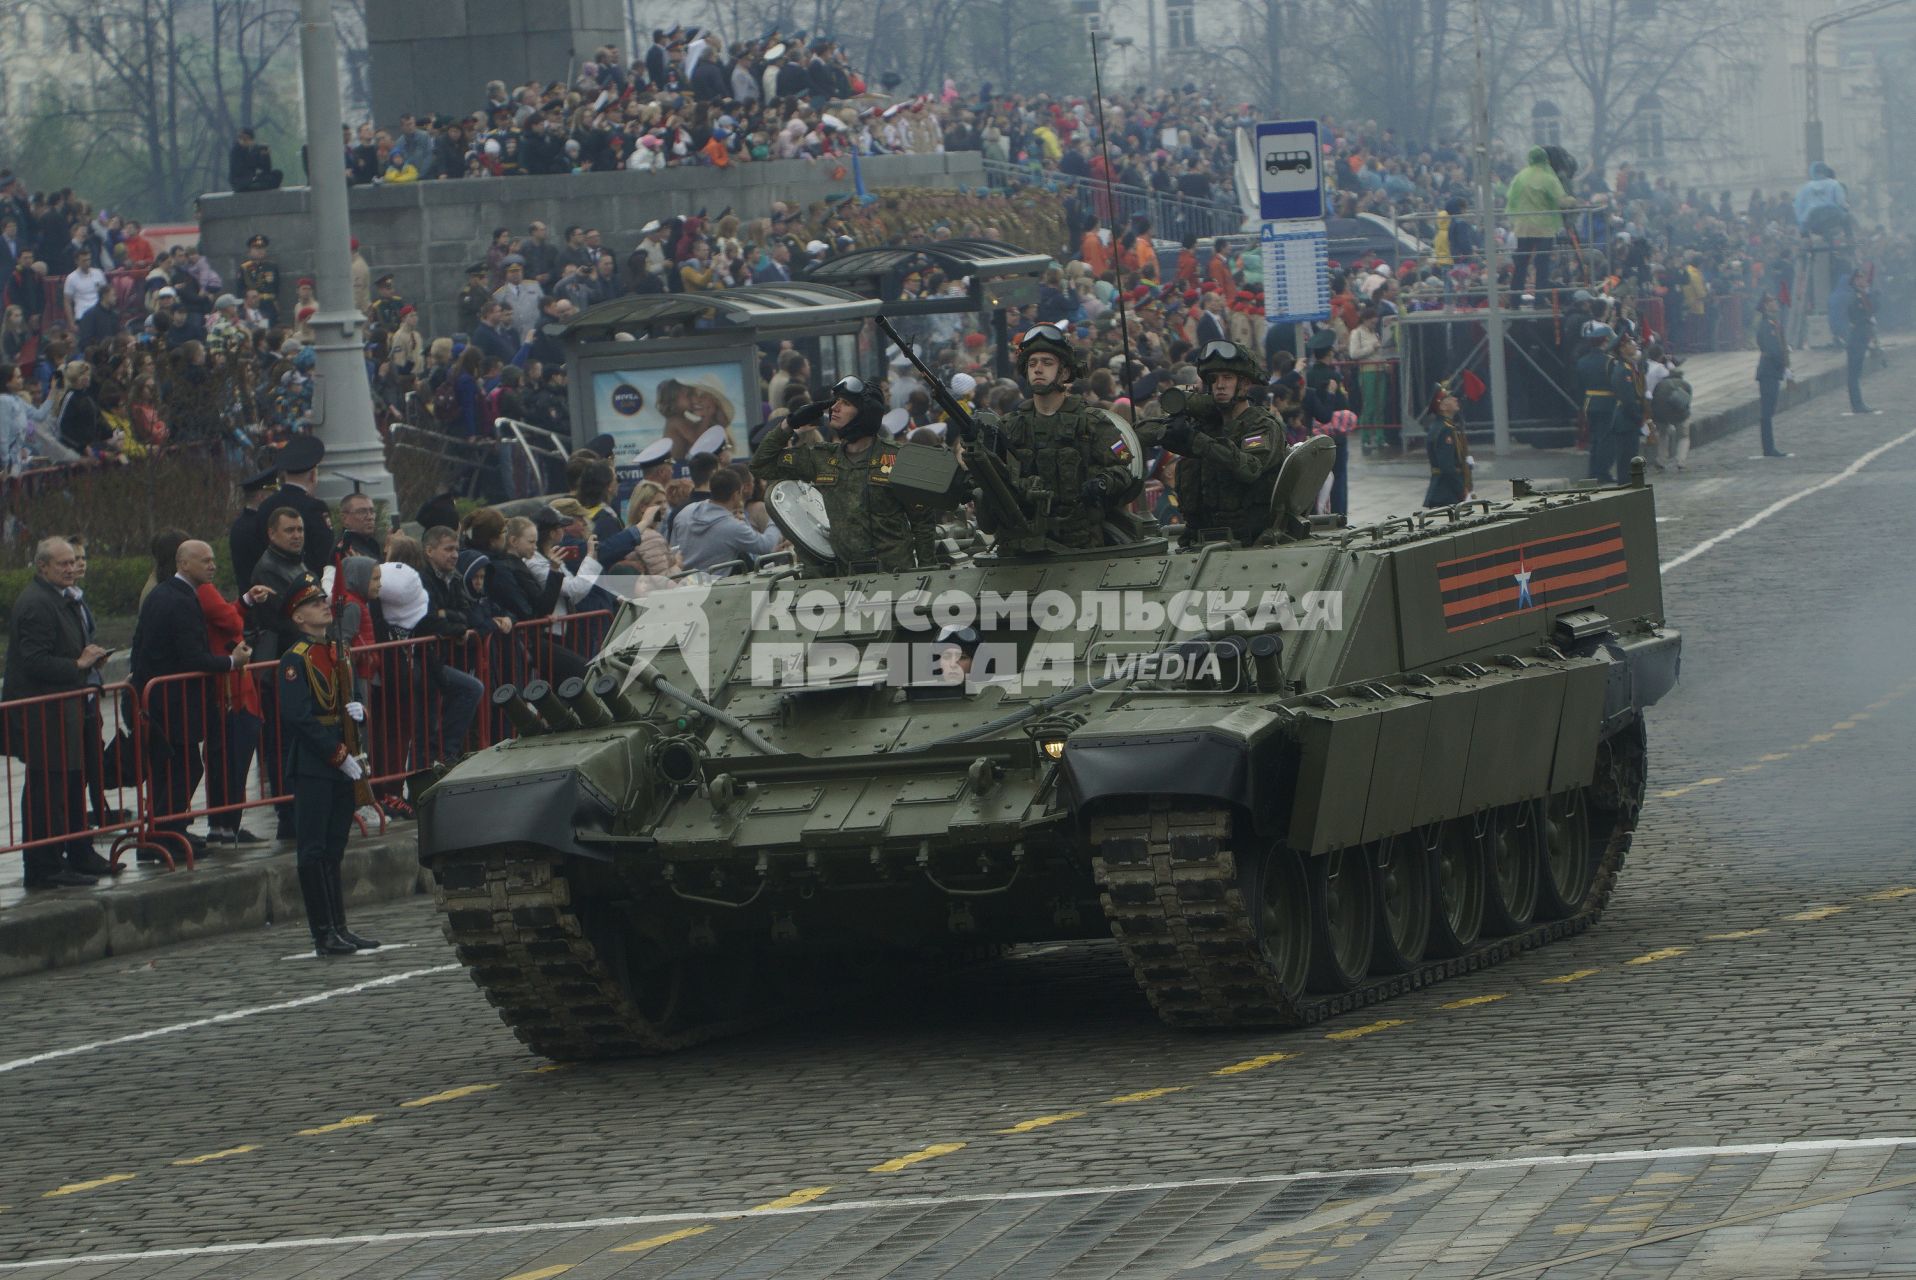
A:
[326,859,381,950]
[300,862,355,956]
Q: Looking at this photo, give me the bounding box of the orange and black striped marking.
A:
[1439,523,1629,631]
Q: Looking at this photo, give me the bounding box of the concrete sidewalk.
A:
[0,334,1893,981]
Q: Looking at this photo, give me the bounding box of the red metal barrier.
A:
[128,608,615,853]
[1,681,150,871]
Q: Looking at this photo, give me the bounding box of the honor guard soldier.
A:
[751,376,919,572]
[1576,321,1615,480]
[369,273,407,331]
[1422,380,1473,508]
[238,233,282,326]
[276,582,381,956]
[257,432,335,576]
[991,325,1140,548]
[1138,340,1285,545]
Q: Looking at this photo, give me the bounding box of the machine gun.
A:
[874,315,1054,551]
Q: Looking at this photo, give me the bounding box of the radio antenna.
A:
[1089,31,1136,406]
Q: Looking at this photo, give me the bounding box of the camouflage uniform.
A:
[995,394,1139,549]
[1140,402,1286,545]
[751,424,918,571]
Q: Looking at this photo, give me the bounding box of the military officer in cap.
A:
[991,325,1139,549]
[229,463,280,588]
[275,581,380,957]
[238,233,281,326]
[1138,340,1285,545]
[369,273,406,331]
[257,433,334,576]
[1423,380,1472,508]
[458,262,492,334]
[687,423,733,467]
[751,376,918,572]
[635,436,674,486]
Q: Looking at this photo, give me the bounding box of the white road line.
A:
[0,965,460,1075]
[1661,428,1916,574]
[4,1135,1911,1271]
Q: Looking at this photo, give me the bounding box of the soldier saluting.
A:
[276,581,380,957]
[751,376,918,572]
[987,325,1139,549]
[1137,340,1285,545]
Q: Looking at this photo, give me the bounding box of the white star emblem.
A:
[1513,564,1533,609]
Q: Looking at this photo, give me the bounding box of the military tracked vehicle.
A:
[418,440,1678,1059]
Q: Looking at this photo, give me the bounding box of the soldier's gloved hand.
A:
[345,700,366,723]
[788,400,830,429]
[1080,474,1111,503]
[1159,416,1197,454]
[339,755,366,782]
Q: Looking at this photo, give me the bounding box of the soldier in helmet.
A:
[1576,321,1615,480]
[1138,340,1286,546]
[984,324,1140,549]
[751,375,919,572]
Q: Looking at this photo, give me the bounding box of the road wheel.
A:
[1535,788,1597,918]
[1368,834,1431,973]
[1426,820,1486,957]
[1481,803,1542,935]
[1250,843,1314,1003]
[1307,845,1376,992]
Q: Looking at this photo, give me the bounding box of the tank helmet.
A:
[829,375,887,436]
[1014,323,1082,380]
[1194,339,1261,384]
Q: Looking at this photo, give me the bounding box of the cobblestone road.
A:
[2,377,1914,1278]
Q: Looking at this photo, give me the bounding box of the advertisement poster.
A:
[590,359,750,464]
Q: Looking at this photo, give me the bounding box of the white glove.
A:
[339,755,365,782]
[345,700,365,723]
[1465,456,1476,468]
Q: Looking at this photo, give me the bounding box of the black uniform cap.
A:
[278,433,325,473]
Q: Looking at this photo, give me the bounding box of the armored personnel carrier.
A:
[419,441,1679,1059]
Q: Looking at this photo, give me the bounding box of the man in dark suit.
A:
[2,538,113,887]
[257,433,334,576]
[131,540,255,861]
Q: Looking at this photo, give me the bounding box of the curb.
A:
[0,827,432,980]
[1687,359,1848,451]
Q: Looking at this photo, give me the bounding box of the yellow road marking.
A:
[996,1112,1084,1134]
[868,1142,967,1173]
[1356,1210,1393,1226]
[170,1145,258,1166]
[400,1084,498,1108]
[1213,1052,1295,1075]
[1106,1086,1189,1104]
[1735,763,1766,773]
[1439,993,1506,1010]
[1625,947,1688,965]
[527,1064,569,1074]
[1788,906,1847,922]
[751,1186,831,1212]
[42,1173,136,1198]
[612,1225,712,1253]
[1635,1171,1691,1186]
[1695,776,1725,787]
[1658,786,1692,798]
[1758,752,1792,762]
[1809,733,1836,743]
[502,1267,574,1280]
[1705,929,1769,940]
[1833,720,1859,730]
[1541,968,1601,985]
[1865,886,1916,902]
[1325,1019,1409,1041]
[297,1115,376,1135]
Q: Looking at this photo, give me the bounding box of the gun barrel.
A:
[876,315,975,441]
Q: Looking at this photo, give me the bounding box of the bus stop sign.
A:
[1255,119,1325,222]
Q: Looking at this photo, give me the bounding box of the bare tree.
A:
[1552,0,1752,175]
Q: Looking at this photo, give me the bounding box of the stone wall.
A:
[195,153,988,341]
[366,0,625,128]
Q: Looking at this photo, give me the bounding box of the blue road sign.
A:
[1255,119,1324,222]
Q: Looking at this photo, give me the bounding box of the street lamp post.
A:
[297,0,391,504]
[1806,0,1911,166]
[1471,0,1511,455]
